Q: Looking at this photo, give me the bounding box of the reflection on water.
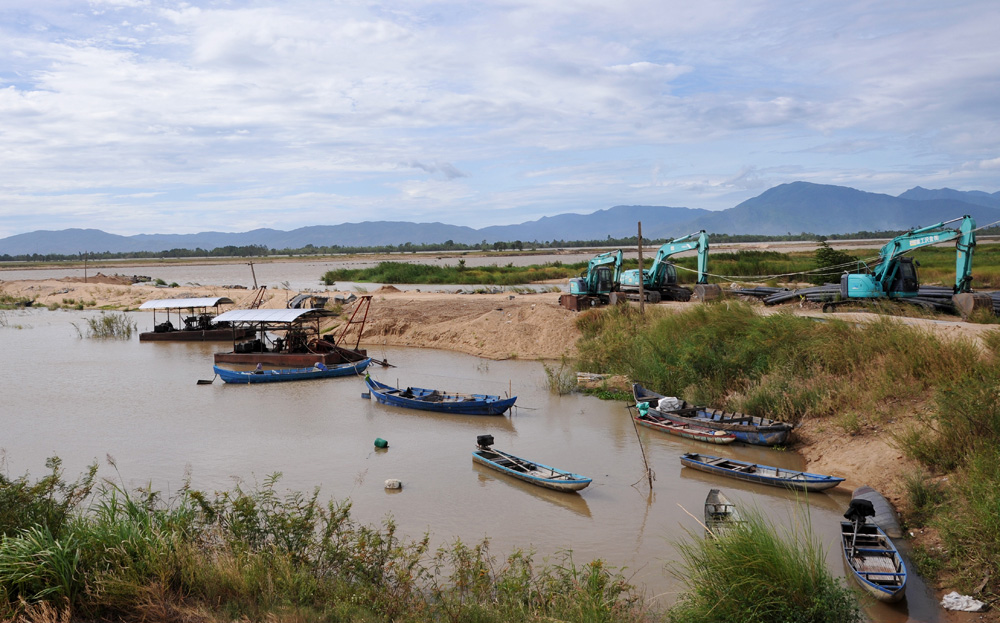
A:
[0,307,941,621]
[472,464,593,519]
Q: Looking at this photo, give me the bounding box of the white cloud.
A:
[0,0,998,237]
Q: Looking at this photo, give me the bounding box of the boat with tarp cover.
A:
[139,297,252,342]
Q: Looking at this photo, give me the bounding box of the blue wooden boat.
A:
[634,383,792,446]
[473,435,591,492]
[214,358,371,384]
[634,402,736,444]
[364,375,516,415]
[842,499,907,602]
[680,452,844,492]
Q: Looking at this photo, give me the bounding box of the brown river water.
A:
[1,261,948,621]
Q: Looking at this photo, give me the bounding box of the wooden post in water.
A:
[637,222,645,314]
[629,404,654,490]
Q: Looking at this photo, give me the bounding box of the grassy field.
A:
[575,302,1000,599]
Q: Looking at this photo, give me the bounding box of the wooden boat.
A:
[852,485,904,538]
[680,452,844,492]
[213,358,371,384]
[472,435,591,492]
[365,375,516,415]
[634,403,736,444]
[704,488,742,537]
[842,499,907,602]
[633,383,792,446]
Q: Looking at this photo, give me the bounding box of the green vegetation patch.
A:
[321,261,578,286]
[667,506,862,623]
[0,463,651,623]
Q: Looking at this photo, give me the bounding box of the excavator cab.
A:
[593,265,615,294]
[653,263,679,288]
[887,257,920,296]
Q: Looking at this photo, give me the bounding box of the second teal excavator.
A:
[617,230,710,303]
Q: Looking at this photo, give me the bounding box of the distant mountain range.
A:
[3,182,1000,255]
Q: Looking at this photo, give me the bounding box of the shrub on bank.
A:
[0,463,650,623]
[667,507,862,623]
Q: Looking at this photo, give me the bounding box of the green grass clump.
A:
[74,312,138,339]
[666,506,861,623]
[0,462,651,623]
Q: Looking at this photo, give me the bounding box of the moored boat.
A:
[139,297,252,342]
[365,375,516,415]
[213,358,371,384]
[842,499,907,602]
[634,402,736,444]
[472,435,591,492]
[704,488,742,537]
[633,383,792,446]
[680,452,844,492]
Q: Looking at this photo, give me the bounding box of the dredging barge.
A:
[138,297,253,342]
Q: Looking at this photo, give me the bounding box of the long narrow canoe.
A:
[634,404,736,444]
[634,383,792,446]
[473,443,591,492]
[841,520,907,602]
[680,452,844,492]
[365,375,516,415]
[214,358,371,384]
[704,488,743,537]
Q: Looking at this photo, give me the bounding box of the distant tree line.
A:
[4,226,998,263]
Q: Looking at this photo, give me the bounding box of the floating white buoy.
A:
[384,479,402,490]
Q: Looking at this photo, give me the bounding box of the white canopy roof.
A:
[213,308,331,323]
[139,297,235,310]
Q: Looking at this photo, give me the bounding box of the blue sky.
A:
[1,0,998,238]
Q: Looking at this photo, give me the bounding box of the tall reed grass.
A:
[0,463,651,623]
[73,312,138,340]
[667,506,861,622]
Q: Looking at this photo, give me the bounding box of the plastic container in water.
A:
[374,437,389,449]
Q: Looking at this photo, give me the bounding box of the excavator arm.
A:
[622,230,709,289]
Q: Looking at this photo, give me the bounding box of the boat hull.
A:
[704,488,742,537]
[633,383,792,446]
[140,327,252,342]
[634,415,736,444]
[472,449,591,492]
[214,359,371,384]
[841,521,907,602]
[680,452,844,492]
[365,376,516,415]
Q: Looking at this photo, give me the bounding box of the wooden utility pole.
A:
[637,222,645,314]
[84,252,88,284]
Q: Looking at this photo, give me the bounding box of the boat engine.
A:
[476,434,495,448]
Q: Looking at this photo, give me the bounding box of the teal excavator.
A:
[561,249,623,310]
[617,230,711,303]
[838,215,989,318]
[841,215,976,299]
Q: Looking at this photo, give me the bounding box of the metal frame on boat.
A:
[472,435,591,492]
[138,297,252,342]
[680,452,844,492]
[213,297,375,368]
